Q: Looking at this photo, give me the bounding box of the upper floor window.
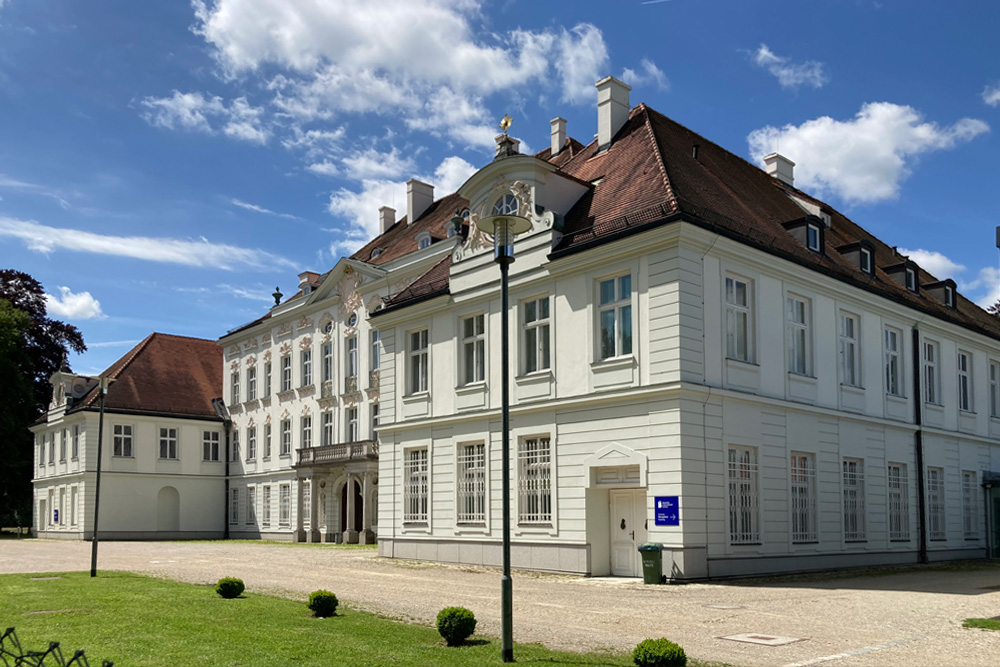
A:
[231,370,240,405]
[492,192,518,216]
[522,296,550,374]
[301,415,312,449]
[598,274,632,360]
[246,426,257,460]
[59,429,66,461]
[944,286,955,308]
[280,419,291,456]
[905,267,917,293]
[786,295,810,375]
[247,365,257,401]
[321,342,333,384]
[231,429,240,462]
[263,423,271,460]
[345,407,358,442]
[280,355,292,392]
[113,424,133,458]
[958,350,973,411]
[38,436,44,467]
[461,314,485,385]
[990,361,1000,418]
[839,313,860,387]
[371,403,380,440]
[416,231,432,250]
[72,425,80,459]
[202,431,220,461]
[301,348,313,387]
[923,340,940,404]
[806,223,821,252]
[408,328,429,394]
[725,276,752,362]
[322,412,334,447]
[346,336,358,380]
[859,247,873,275]
[371,330,381,371]
[264,361,272,396]
[884,327,902,396]
[158,427,178,460]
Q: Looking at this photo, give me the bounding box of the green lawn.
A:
[0,572,649,667]
[963,617,1000,631]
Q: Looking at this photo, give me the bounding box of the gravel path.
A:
[2,540,999,666]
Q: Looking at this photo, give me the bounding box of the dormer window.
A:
[783,215,824,255]
[860,248,873,275]
[370,248,382,260]
[944,286,955,308]
[492,193,518,216]
[806,223,821,252]
[416,231,432,250]
[905,267,917,292]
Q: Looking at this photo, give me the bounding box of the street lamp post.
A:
[475,210,531,663]
[90,376,112,577]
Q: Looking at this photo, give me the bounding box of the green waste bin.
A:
[638,543,663,584]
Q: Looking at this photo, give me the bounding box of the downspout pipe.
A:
[213,399,232,540]
[911,327,928,564]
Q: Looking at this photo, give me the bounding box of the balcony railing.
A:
[296,439,379,466]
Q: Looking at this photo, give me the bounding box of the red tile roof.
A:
[351,192,468,266]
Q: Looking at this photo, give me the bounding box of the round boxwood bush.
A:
[215,577,245,599]
[633,638,686,667]
[308,589,339,618]
[436,606,477,646]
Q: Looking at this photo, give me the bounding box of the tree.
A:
[988,299,1000,319]
[0,270,86,527]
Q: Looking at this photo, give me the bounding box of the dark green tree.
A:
[0,270,86,527]
[988,299,1000,319]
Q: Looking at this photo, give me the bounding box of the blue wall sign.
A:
[654,496,679,526]
[53,509,59,523]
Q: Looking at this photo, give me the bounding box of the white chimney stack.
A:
[406,179,434,226]
[379,206,396,234]
[596,76,631,149]
[550,117,567,155]
[763,153,795,187]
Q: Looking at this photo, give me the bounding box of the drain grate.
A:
[720,633,805,646]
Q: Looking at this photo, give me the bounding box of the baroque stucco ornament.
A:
[453,176,535,263]
[337,270,363,322]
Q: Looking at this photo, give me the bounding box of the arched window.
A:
[416,231,432,249]
[492,193,518,216]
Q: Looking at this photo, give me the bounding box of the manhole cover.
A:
[705,604,745,610]
[29,577,62,581]
[720,633,805,646]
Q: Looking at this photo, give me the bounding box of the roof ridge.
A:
[148,332,218,344]
[637,103,678,206]
[106,333,156,380]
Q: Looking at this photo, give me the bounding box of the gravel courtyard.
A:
[2,540,998,666]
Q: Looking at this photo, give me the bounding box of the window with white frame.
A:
[840,313,860,387]
[958,350,973,411]
[927,466,945,540]
[158,427,178,460]
[884,327,902,396]
[860,247,873,275]
[264,361,272,396]
[991,361,1000,418]
[247,486,256,525]
[345,336,358,385]
[345,407,358,442]
[963,470,979,540]
[888,463,910,541]
[416,231,431,249]
[246,426,257,460]
[37,436,44,467]
[230,488,239,525]
[70,487,77,525]
[247,365,257,401]
[725,276,752,362]
[263,423,271,460]
[231,370,240,404]
[461,314,485,385]
[280,354,292,392]
[231,429,240,462]
[59,429,66,461]
[408,329,429,394]
[370,403,379,440]
[598,274,632,360]
[113,424,133,457]
[522,296,550,374]
[262,485,271,527]
[727,446,759,545]
[371,330,381,371]
[303,481,311,523]
[202,431,220,461]
[403,448,429,523]
[48,434,54,464]
[786,295,810,375]
[923,340,940,404]
[790,452,817,543]
[72,425,80,459]
[279,483,290,527]
[321,412,333,446]
[301,415,312,449]
[905,267,917,292]
[843,458,866,541]
[806,222,821,252]
[280,419,291,456]
[457,443,486,524]
[518,436,552,524]
[322,342,333,384]
[301,348,313,387]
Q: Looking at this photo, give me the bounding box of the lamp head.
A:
[476,214,532,263]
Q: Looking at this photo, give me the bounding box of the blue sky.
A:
[1,0,998,375]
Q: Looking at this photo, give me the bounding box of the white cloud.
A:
[178,283,276,302]
[0,216,296,270]
[0,174,71,208]
[44,286,105,320]
[139,90,268,144]
[897,248,966,279]
[553,24,609,104]
[222,96,269,144]
[306,161,340,178]
[748,103,989,203]
[431,156,476,196]
[983,83,1000,107]
[231,198,301,219]
[753,44,828,90]
[87,339,142,349]
[622,58,669,92]
[960,267,1000,309]
[341,146,417,181]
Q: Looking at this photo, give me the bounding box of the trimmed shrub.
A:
[215,577,245,599]
[633,638,686,667]
[436,606,477,646]
[308,590,339,618]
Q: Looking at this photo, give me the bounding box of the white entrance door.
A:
[610,489,647,576]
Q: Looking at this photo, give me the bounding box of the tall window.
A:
[598,274,632,360]
[345,407,358,442]
[371,330,381,371]
[158,427,178,459]
[72,425,80,459]
[280,419,291,455]
[790,453,817,543]
[230,488,239,525]
[991,361,1000,418]
[322,412,334,446]
[262,486,271,527]
[301,348,313,387]
[404,448,429,523]
[462,314,485,384]
[247,365,257,401]
[202,431,220,461]
[231,429,240,462]
[263,423,271,460]
[958,351,973,411]
[843,458,866,541]
[884,327,902,396]
[888,463,910,541]
[457,443,486,524]
[279,483,290,527]
[522,296,550,374]
[301,415,312,449]
[280,354,292,392]
[725,276,752,362]
[370,403,380,440]
[231,370,240,404]
[963,470,979,539]
[264,361,272,396]
[113,424,133,457]
[246,426,257,460]
[927,467,945,540]
[322,342,333,383]
[303,481,311,523]
[786,296,810,375]
[59,429,67,461]
[923,341,940,404]
[247,486,256,525]
[728,446,759,544]
[840,313,860,387]
[409,329,429,394]
[346,336,358,383]
[38,436,44,467]
[518,436,552,524]
[48,435,54,464]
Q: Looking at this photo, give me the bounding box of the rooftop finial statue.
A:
[499,113,512,135]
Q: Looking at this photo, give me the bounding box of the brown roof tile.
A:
[351,192,468,266]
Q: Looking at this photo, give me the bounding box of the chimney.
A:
[550,117,567,155]
[596,75,631,150]
[379,206,396,234]
[406,179,434,225]
[763,153,795,187]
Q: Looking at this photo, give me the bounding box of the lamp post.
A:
[90,376,113,577]
[475,210,531,663]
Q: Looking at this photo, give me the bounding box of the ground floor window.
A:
[303,481,311,523]
[790,452,817,543]
[457,443,486,524]
[728,446,759,545]
[518,436,552,524]
[963,470,979,540]
[279,484,290,527]
[404,448,428,523]
[888,463,910,541]
[262,486,271,528]
[843,458,866,541]
[230,488,239,525]
[927,467,945,540]
[247,486,256,525]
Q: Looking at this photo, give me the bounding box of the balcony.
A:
[296,439,379,467]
